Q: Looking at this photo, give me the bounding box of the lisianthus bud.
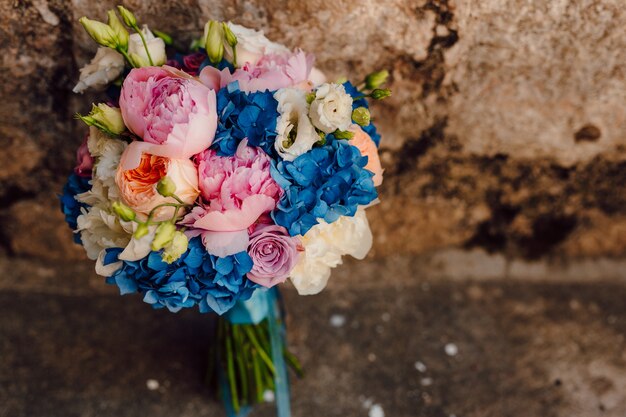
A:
[161,231,188,263]
[129,52,149,68]
[153,29,173,45]
[78,103,125,135]
[79,17,118,49]
[156,177,176,197]
[333,130,355,140]
[107,10,129,51]
[205,21,225,64]
[151,222,176,251]
[112,201,136,221]
[365,70,389,90]
[222,23,237,47]
[134,223,149,239]
[352,107,371,126]
[117,6,137,28]
[371,88,391,100]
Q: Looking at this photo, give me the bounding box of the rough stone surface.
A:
[1,257,626,417]
[1,0,626,261]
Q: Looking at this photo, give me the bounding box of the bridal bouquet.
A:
[61,6,388,416]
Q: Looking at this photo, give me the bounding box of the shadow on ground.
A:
[1,259,625,417]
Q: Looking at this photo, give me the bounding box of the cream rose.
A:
[309,83,353,134]
[221,23,290,66]
[73,47,125,94]
[289,208,373,295]
[274,88,319,161]
[128,26,167,66]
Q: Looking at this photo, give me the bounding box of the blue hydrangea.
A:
[343,81,381,147]
[59,173,91,243]
[102,237,259,315]
[270,139,378,236]
[212,82,279,157]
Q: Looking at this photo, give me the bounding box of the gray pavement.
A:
[1,257,625,417]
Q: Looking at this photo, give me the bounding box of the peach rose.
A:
[115,150,199,221]
[349,126,384,186]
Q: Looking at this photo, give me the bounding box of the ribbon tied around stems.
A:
[220,287,291,417]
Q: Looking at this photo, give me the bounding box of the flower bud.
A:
[112,201,136,221]
[364,70,389,90]
[153,29,173,46]
[205,21,225,64]
[117,6,137,28]
[151,222,176,251]
[333,130,355,140]
[305,92,316,104]
[78,103,125,135]
[134,223,149,239]
[79,17,118,49]
[161,231,189,263]
[352,107,371,126]
[156,177,177,197]
[371,88,392,100]
[107,10,129,51]
[222,23,237,47]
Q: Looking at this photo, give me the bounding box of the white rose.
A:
[73,47,124,94]
[309,83,353,134]
[128,26,166,66]
[76,206,134,260]
[289,208,373,295]
[274,88,319,161]
[224,23,290,66]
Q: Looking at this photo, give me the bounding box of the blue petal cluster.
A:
[59,173,91,243]
[270,139,378,236]
[212,82,279,157]
[103,237,259,314]
[343,81,381,147]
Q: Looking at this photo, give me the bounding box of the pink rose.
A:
[247,224,301,288]
[199,50,314,93]
[74,134,94,178]
[116,151,199,221]
[349,126,384,187]
[183,140,282,256]
[119,66,217,170]
[182,52,206,75]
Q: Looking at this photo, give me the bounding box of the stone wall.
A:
[1,0,626,262]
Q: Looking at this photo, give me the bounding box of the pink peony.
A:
[74,134,94,178]
[199,50,314,93]
[183,140,282,256]
[118,66,217,170]
[247,224,301,288]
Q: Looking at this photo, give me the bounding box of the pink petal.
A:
[201,230,249,257]
[193,194,276,232]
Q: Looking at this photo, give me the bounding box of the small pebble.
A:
[381,312,391,322]
[414,361,427,372]
[330,314,346,327]
[263,390,275,402]
[420,377,433,386]
[444,343,459,356]
[369,404,385,417]
[368,353,377,362]
[146,379,160,391]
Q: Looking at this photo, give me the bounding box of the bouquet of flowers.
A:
[61,6,388,416]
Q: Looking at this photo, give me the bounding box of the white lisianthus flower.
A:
[274,88,319,161]
[289,208,373,295]
[223,23,290,66]
[73,47,124,94]
[76,206,134,260]
[94,222,158,276]
[80,127,127,203]
[309,83,353,134]
[128,26,166,66]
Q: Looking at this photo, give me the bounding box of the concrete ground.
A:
[1,255,625,417]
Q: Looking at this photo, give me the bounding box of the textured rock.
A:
[1,0,626,262]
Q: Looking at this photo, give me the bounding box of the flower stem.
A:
[117,47,137,68]
[243,326,275,374]
[133,24,154,66]
[225,322,240,413]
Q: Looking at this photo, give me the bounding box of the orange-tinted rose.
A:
[116,151,199,221]
[349,126,384,186]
